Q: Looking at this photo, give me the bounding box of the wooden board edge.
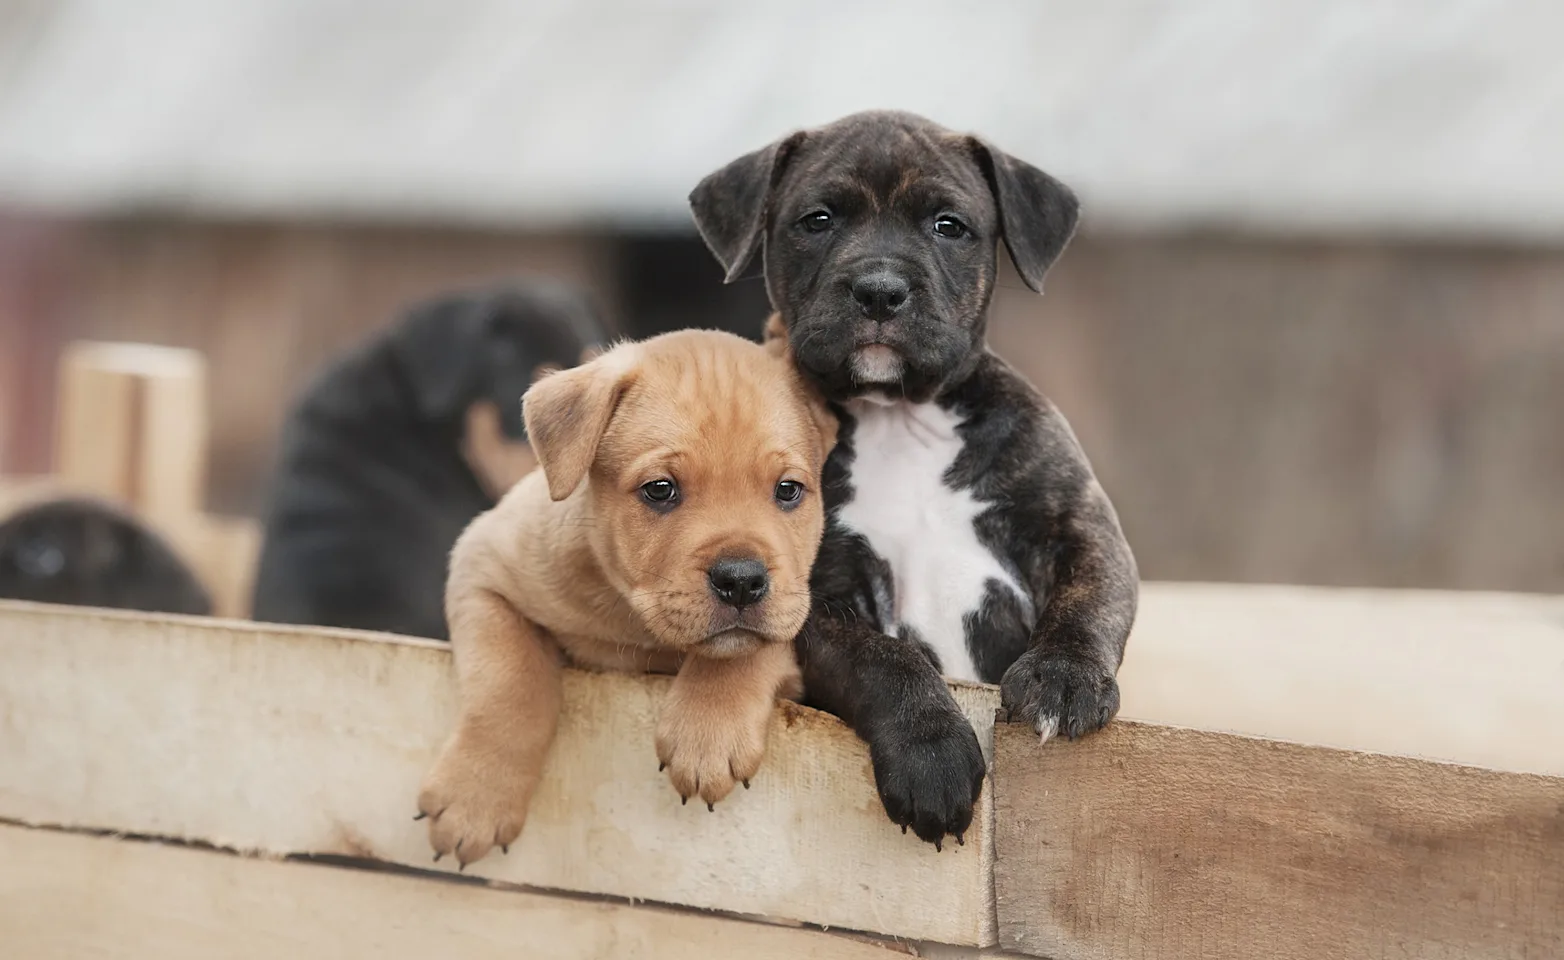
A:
[0,823,918,959]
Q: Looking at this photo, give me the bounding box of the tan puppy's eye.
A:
[774,480,806,510]
[640,478,680,512]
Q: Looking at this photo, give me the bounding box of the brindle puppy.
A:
[690,110,1138,848]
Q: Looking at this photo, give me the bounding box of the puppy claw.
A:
[681,795,689,806]
[934,839,944,853]
[1036,714,1059,744]
[500,844,509,855]
[742,779,750,790]
[433,852,443,864]
[901,824,908,835]
[658,762,666,772]
[413,811,428,821]
[956,833,966,847]
[706,802,715,812]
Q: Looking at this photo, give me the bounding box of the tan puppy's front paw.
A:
[416,733,537,869]
[654,694,770,810]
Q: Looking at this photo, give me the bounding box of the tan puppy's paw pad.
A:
[654,700,769,809]
[416,738,536,869]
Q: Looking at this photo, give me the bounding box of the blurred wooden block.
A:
[54,341,208,523]
[28,341,258,616]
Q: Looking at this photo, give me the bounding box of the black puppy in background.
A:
[251,283,605,640]
[692,111,1138,848]
[0,497,212,615]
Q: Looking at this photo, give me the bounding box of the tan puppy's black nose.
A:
[851,271,909,319]
[707,557,769,608]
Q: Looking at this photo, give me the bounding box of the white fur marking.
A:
[836,400,1027,682]
[850,345,904,384]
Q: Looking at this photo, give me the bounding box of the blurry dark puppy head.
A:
[0,498,212,615]
[390,282,608,441]
[690,110,1078,403]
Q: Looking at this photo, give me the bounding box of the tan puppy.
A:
[418,329,837,868]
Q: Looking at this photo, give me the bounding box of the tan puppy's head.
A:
[523,329,837,658]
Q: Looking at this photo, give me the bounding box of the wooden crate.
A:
[1,584,1560,958]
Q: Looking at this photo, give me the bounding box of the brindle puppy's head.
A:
[521,330,838,658]
[691,110,1079,403]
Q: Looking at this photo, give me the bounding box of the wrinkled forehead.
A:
[600,367,817,475]
[780,119,992,211]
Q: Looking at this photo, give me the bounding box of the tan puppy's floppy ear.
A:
[805,391,839,461]
[761,312,790,360]
[522,349,636,501]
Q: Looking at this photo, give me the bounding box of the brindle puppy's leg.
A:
[1001,481,1138,742]
[418,586,563,867]
[795,606,986,849]
[655,638,800,809]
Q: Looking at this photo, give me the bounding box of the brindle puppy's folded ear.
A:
[689,132,807,283]
[966,138,1081,294]
[522,348,638,501]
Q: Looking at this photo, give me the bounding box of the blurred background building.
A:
[0,0,1560,591]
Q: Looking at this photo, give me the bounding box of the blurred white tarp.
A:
[0,0,1560,238]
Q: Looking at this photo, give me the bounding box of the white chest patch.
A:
[835,398,1028,682]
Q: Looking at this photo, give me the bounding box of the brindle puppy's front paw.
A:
[416,732,536,869]
[869,703,986,850]
[1000,648,1120,742]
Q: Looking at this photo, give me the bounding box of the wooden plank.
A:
[134,347,208,523]
[53,341,209,522]
[993,720,1564,960]
[0,824,907,960]
[1123,583,1564,776]
[0,601,999,946]
[53,343,139,504]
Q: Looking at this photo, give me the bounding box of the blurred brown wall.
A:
[2,216,1560,593]
[989,236,1564,594]
[0,216,619,515]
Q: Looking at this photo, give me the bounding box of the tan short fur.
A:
[418,329,837,867]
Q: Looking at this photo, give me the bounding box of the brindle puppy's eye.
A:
[799,210,833,233]
[640,479,679,510]
[774,480,805,509]
[933,216,967,239]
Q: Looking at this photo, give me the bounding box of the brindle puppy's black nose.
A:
[850,272,910,320]
[707,557,770,608]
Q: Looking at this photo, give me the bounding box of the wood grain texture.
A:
[993,720,1564,960]
[0,824,909,960]
[1125,583,1564,777]
[0,601,999,946]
